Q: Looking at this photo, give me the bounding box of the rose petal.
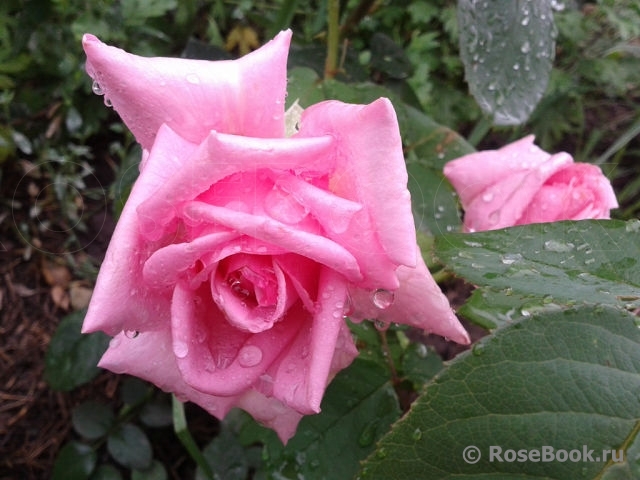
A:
[349,249,470,345]
[296,98,417,268]
[98,326,303,443]
[272,268,358,414]
[83,30,291,149]
[443,135,547,202]
[83,124,198,335]
[171,282,302,397]
[136,131,335,239]
[183,201,363,283]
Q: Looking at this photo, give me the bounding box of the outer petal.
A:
[98,326,303,443]
[83,124,198,335]
[462,151,573,231]
[349,249,470,345]
[295,98,417,268]
[83,30,291,149]
[136,131,335,239]
[443,135,546,202]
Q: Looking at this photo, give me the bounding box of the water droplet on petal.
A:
[104,97,113,107]
[238,345,263,367]
[488,210,500,225]
[174,341,189,359]
[124,329,139,339]
[372,289,394,309]
[186,73,200,84]
[91,80,104,95]
[482,191,494,203]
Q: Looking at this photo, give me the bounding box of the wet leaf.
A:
[458,0,557,125]
[360,306,640,479]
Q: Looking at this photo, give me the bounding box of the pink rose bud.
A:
[82,30,469,442]
[443,135,618,232]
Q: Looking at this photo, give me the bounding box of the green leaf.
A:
[196,428,249,480]
[360,306,640,479]
[72,401,116,440]
[121,0,178,26]
[139,399,173,428]
[435,220,640,313]
[44,309,110,391]
[107,423,153,470]
[52,441,97,480]
[240,358,401,480]
[132,460,168,480]
[90,464,123,480]
[458,0,556,125]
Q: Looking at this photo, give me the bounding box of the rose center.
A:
[224,265,278,307]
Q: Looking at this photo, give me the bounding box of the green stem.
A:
[172,395,214,480]
[324,0,340,79]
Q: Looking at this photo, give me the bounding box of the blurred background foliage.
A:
[1,0,639,478]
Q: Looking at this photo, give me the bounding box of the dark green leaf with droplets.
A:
[359,306,640,479]
[458,0,557,125]
[435,220,640,314]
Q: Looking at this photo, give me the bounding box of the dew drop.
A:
[543,240,575,252]
[186,73,200,84]
[238,345,263,368]
[482,191,494,203]
[372,289,395,309]
[124,329,139,339]
[488,210,500,225]
[374,319,390,331]
[501,253,523,265]
[412,428,423,441]
[174,341,189,359]
[472,343,485,356]
[91,80,104,95]
[104,97,113,107]
[415,344,428,358]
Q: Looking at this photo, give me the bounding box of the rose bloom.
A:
[443,135,618,232]
[82,30,469,442]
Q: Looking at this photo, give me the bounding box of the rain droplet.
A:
[412,428,423,441]
[415,344,428,358]
[174,341,189,359]
[124,330,139,339]
[482,191,494,203]
[238,345,263,367]
[501,253,523,265]
[104,97,113,107]
[372,289,394,309]
[186,73,200,84]
[543,240,575,252]
[374,319,390,331]
[488,210,500,225]
[585,258,596,265]
[472,343,485,356]
[520,41,531,54]
[91,80,104,95]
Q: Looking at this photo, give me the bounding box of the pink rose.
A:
[82,31,469,442]
[443,135,618,232]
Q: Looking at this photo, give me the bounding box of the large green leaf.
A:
[435,220,640,317]
[359,306,640,479]
[458,0,556,125]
